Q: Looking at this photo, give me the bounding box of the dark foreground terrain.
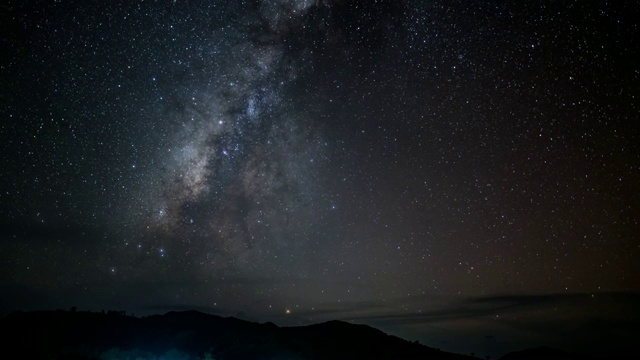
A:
[0,310,612,359]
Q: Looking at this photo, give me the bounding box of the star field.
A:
[1,0,638,357]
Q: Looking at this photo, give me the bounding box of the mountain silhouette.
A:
[1,310,618,359]
[0,309,478,359]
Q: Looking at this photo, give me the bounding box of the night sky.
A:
[1,0,639,357]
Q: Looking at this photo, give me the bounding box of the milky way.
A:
[121,0,332,275]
